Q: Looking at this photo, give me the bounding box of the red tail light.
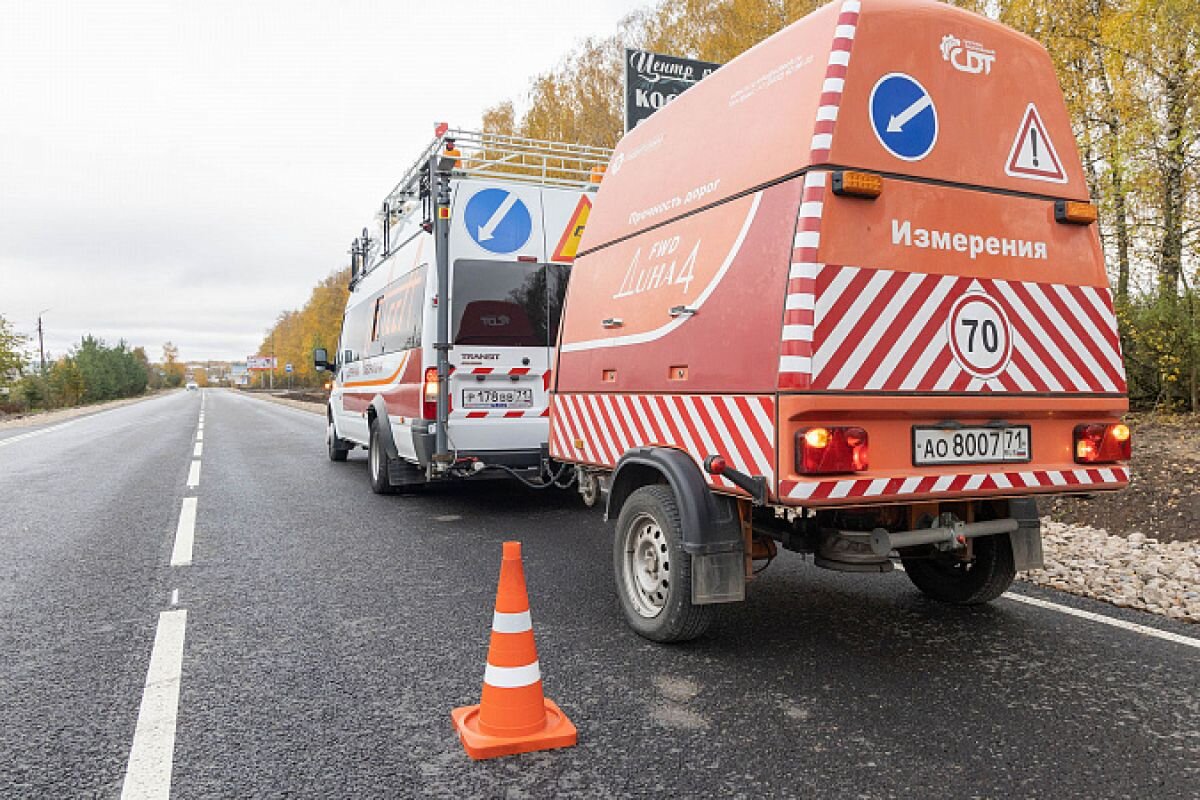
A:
[797,426,869,474]
[423,367,439,420]
[1074,423,1131,463]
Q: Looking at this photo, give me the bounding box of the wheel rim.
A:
[369,433,380,478]
[621,512,671,619]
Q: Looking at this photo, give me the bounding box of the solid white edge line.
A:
[170,498,197,567]
[890,563,1198,648]
[1001,592,1200,649]
[121,609,187,800]
[186,460,201,488]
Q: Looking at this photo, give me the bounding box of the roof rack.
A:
[379,127,613,219]
[349,128,612,285]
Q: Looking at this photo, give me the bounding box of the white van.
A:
[315,128,611,493]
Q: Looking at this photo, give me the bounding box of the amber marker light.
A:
[831,170,883,199]
[1055,200,1098,225]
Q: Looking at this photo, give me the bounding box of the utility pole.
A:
[36,309,49,375]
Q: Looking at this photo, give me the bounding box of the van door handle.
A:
[602,318,624,329]
[669,305,698,318]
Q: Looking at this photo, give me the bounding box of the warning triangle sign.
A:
[552,195,592,263]
[1005,103,1066,183]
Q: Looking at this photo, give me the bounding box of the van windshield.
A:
[452,260,568,347]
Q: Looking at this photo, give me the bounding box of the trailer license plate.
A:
[912,426,1031,466]
[462,388,533,409]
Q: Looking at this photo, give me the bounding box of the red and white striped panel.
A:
[550,394,776,492]
[807,266,1126,393]
[780,466,1129,503]
[779,0,859,389]
[809,0,860,162]
[779,170,825,389]
[459,409,549,419]
[460,367,539,376]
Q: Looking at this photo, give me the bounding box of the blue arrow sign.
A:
[869,73,938,162]
[463,188,532,254]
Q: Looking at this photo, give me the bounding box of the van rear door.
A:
[448,259,566,429]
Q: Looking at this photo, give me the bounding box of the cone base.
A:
[451,698,577,760]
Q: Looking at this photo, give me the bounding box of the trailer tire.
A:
[901,532,1016,605]
[327,416,350,462]
[368,420,396,494]
[613,485,714,642]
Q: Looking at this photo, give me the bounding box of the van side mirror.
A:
[313,348,334,372]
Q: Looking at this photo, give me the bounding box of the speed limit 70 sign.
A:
[947,291,1013,379]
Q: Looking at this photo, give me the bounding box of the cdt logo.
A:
[940,35,996,76]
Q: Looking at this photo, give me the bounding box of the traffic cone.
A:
[451,541,577,760]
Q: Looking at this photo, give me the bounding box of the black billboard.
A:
[624,48,722,132]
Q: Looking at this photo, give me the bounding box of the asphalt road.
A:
[1,389,1197,799]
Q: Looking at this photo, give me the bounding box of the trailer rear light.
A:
[423,367,439,420]
[797,426,869,474]
[1055,200,1097,225]
[831,170,883,199]
[1073,423,1131,463]
[517,255,538,262]
[590,164,605,183]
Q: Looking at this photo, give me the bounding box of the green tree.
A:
[0,314,26,384]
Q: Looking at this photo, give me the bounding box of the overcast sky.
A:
[0,0,643,363]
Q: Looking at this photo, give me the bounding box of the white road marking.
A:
[170,589,179,606]
[195,431,203,442]
[170,498,197,567]
[193,443,202,458]
[186,460,201,488]
[0,419,80,448]
[893,563,1198,648]
[121,609,187,800]
[1002,592,1200,650]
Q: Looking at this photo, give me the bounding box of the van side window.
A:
[370,297,384,342]
[376,265,428,354]
[452,260,569,347]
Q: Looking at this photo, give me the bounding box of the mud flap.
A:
[1007,497,1045,571]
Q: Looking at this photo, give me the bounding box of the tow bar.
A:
[866,517,1020,558]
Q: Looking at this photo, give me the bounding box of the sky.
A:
[0,0,644,363]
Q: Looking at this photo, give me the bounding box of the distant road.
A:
[1,389,1196,798]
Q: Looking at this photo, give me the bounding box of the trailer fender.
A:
[367,396,400,460]
[606,447,743,556]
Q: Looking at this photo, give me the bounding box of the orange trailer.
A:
[549,0,1130,641]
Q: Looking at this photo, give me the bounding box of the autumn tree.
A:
[0,314,26,383]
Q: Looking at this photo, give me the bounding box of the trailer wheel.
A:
[901,533,1016,604]
[327,416,349,462]
[613,485,713,642]
[367,420,396,494]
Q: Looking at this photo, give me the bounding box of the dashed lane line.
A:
[121,609,187,800]
[193,442,202,458]
[186,460,201,489]
[170,498,197,567]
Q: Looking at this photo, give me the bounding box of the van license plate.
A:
[463,388,533,409]
[912,426,1031,466]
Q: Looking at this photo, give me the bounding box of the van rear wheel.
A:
[613,485,714,643]
[368,421,396,494]
[901,533,1016,604]
[327,416,349,462]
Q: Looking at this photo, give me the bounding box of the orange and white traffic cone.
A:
[451,541,577,760]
